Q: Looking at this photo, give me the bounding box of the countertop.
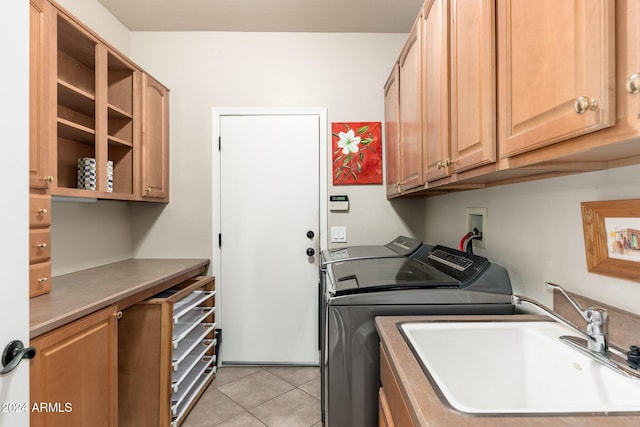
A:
[375,315,640,427]
[30,258,210,338]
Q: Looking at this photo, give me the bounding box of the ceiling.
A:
[96,0,423,33]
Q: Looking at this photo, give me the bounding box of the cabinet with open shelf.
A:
[40,0,168,201]
[53,12,98,195]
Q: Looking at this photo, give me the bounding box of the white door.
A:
[0,1,30,425]
[218,113,322,364]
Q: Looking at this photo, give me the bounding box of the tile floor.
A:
[183,366,322,427]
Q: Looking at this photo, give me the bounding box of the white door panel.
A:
[219,114,320,364]
[0,1,30,425]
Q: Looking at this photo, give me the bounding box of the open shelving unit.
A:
[55,15,97,194]
[51,8,141,200]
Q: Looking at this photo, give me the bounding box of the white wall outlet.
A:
[466,207,487,249]
[330,226,347,243]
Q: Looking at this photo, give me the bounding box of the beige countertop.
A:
[30,258,210,338]
[375,315,640,427]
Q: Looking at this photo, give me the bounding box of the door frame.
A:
[211,107,328,336]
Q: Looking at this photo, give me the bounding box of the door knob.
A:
[306,231,315,239]
[1,340,36,375]
[306,248,315,256]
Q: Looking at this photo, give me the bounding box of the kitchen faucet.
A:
[510,283,607,353]
[545,282,609,353]
[511,282,640,380]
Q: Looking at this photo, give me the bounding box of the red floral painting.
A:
[332,122,382,185]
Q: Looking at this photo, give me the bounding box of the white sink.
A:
[401,321,640,414]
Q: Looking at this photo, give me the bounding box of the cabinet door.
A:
[379,388,394,427]
[449,0,496,173]
[398,17,424,192]
[498,0,615,157]
[422,0,450,183]
[140,73,170,201]
[384,65,401,197]
[30,0,52,190]
[31,305,118,427]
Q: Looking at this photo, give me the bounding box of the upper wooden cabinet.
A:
[30,0,52,191]
[31,0,169,202]
[140,73,170,202]
[422,0,449,183]
[397,16,424,193]
[498,0,616,158]
[385,0,640,198]
[449,0,496,173]
[388,0,496,195]
[384,65,401,197]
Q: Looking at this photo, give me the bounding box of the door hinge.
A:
[218,136,221,151]
[218,233,222,248]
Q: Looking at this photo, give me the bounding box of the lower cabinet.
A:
[119,276,217,427]
[30,305,119,427]
[379,344,415,427]
[379,388,395,427]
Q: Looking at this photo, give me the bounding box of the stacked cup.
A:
[77,157,97,190]
[107,160,114,192]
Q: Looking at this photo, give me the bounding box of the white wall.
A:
[422,164,640,315]
[51,201,134,276]
[128,31,420,257]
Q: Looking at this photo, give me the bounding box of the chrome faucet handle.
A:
[545,282,590,321]
[545,282,608,352]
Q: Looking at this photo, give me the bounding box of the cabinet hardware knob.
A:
[145,187,151,193]
[115,311,123,320]
[37,243,47,249]
[44,176,54,183]
[574,96,598,114]
[37,277,48,283]
[436,161,443,170]
[445,159,453,166]
[627,72,640,94]
[38,208,48,214]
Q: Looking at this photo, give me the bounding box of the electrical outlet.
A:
[466,208,487,249]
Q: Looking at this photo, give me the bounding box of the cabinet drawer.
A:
[29,261,51,298]
[173,291,215,324]
[172,338,216,392]
[29,193,51,226]
[29,228,51,263]
[173,323,216,369]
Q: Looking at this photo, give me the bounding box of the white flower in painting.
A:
[337,129,361,155]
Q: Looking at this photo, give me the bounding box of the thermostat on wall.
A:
[329,195,349,212]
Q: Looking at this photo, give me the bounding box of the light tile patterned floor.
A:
[183,366,322,427]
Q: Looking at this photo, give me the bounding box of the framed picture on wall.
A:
[331,122,382,185]
[581,199,640,282]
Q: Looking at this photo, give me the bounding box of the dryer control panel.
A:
[420,245,489,284]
